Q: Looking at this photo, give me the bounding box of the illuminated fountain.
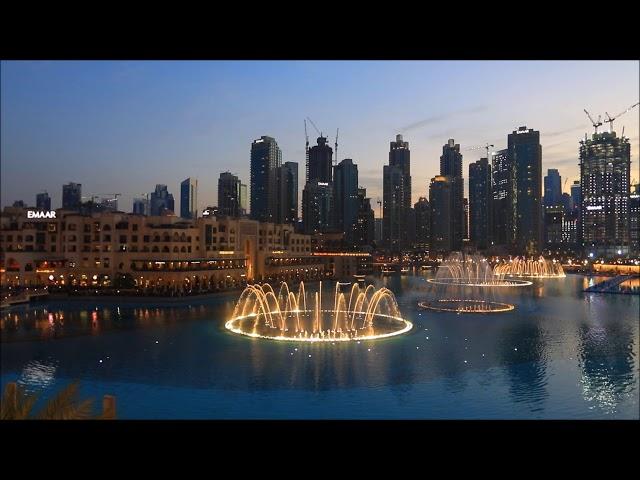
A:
[226,281,412,342]
[493,256,566,278]
[427,252,532,287]
[420,252,522,313]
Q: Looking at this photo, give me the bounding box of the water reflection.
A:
[577,311,637,415]
[498,322,549,413]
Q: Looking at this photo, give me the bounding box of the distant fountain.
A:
[419,252,522,313]
[226,281,412,342]
[427,252,532,287]
[493,256,566,278]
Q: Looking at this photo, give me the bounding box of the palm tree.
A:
[1,381,115,420]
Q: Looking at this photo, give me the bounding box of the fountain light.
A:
[493,256,566,278]
[226,281,412,342]
[418,299,515,313]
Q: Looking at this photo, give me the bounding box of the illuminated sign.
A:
[219,251,235,255]
[27,211,56,219]
[317,182,329,186]
[586,206,603,211]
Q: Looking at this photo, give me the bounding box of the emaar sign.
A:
[27,211,57,219]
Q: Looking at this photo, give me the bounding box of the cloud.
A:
[543,124,591,138]
[398,105,488,134]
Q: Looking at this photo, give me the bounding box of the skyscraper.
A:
[333,159,359,245]
[544,169,562,207]
[414,197,430,249]
[383,134,412,251]
[509,126,542,254]
[180,178,198,219]
[36,192,51,211]
[469,158,492,250]
[630,184,639,255]
[492,149,516,249]
[239,183,248,216]
[132,197,148,215]
[149,184,175,216]
[440,139,464,251]
[429,176,451,254]
[278,162,298,224]
[463,198,469,241]
[355,188,375,248]
[62,182,82,210]
[307,136,333,184]
[303,137,333,233]
[250,136,281,223]
[218,172,241,217]
[302,182,333,235]
[580,130,631,257]
[571,181,582,212]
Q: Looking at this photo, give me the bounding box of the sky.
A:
[1,60,639,216]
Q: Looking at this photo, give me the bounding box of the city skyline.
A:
[1,60,639,214]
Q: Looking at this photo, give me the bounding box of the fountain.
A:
[226,281,412,342]
[427,252,532,287]
[493,256,566,278]
[419,252,521,313]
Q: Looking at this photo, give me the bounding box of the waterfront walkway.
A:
[584,275,640,295]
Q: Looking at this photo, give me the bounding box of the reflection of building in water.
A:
[499,322,549,413]
[577,320,637,415]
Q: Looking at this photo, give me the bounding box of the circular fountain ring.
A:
[502,273,566,279]
[227,282,412,343]
[426,277,532,287]
[226,309,412,342]
[418,299,515,313]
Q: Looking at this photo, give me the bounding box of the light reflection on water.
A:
[0,274,638,419]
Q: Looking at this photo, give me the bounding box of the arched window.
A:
[181,246,186,253]
[162,246,170,253]
[173,246,179,253]
[152,246,159,252]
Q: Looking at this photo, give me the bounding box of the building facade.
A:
[383,135,412,251]
[333,159,359,246]
[469,158,492,250]
[62,182,82,210]
[491,149,516,250]
[440,139,464,251]
[149,184,175,216]
[218,172,242,218]
[580,131,631,257]
[414,197,430,250]
[509,126,542,254]
[180,178,198,220]
[250,136,282,223]
[429,175,451,254]
[36,192,51,211]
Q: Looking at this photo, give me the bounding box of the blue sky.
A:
[1,60,638,215]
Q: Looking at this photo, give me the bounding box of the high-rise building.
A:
[218,172,241,217]
[561,192,573,214]
[180,178,198,219]
[509,126,542,254]
[239,183,248,216]
[250,136,281,223]
[355,188,375,248]
[580,130,631,257]
[374,218,383,244]
[12,200,26,208]
[571,180,582,245]
[630,184,639,255]
[278,162,298,224]
[99,197,118,212]
[62,182,82,210]
[429,175,451,254]
[36,192,51,211]
[302,182,333,235]
[414,197,430,249]
[463,198,469,242]
[544,205,564,246]
[469,158,492,249]
[307,136,333,184]
[492,149,516,249]
[544,169,562,207]
[571,181,582,212]
[132,197,148,215]
[440,139,464,251]
[149,184,175,216]
[333,159,359,245]
[383,134,412,251]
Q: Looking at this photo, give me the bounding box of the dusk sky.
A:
[1,60,638,215]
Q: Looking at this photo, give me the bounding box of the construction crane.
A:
[583,109,603,134]
[334,128,339,166]
[306,117,322,138]
[604,102,639,133]
[464,143,494,158]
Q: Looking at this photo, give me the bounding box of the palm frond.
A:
[36,381,95,420]
[1,383,39,420]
